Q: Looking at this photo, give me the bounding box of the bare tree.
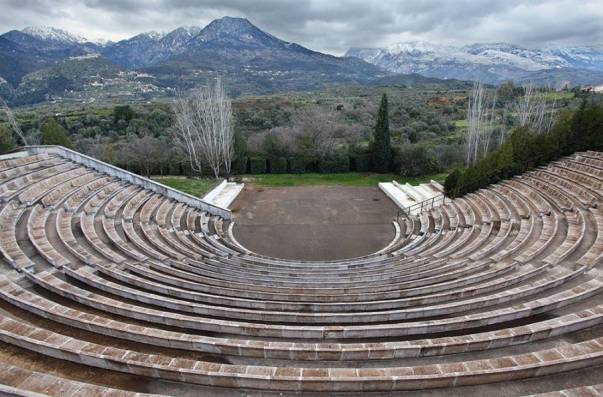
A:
[514,84,556,134]
[464,83,559,167]
[173,92,204,175]
[465,82,482,165]
[217,81,234,177]
[289,106,338,160]
[121,135,166,177]
[465,82,494,165]
[261,127,296,157]
[481,91,497,157]
[0,97,28,145]
[172,79,234,179]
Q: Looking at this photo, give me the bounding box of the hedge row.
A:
[234,155,371,174]
[114,160,196,177]
[112,154,372,177]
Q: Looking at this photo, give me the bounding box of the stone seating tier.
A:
[1,149,603,395]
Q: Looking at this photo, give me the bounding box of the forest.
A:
[0,83,596,182]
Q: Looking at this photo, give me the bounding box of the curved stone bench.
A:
[0,363,160,397]
[2,314,603,392]
[25,267,602,340]
[94,258,517,311]
[0,162,76,202]
[3,273,603,363]
[61,262,559,325]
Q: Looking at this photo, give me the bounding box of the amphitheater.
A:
[1,145,603,396]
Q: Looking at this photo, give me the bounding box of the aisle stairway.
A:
[379,180,445,215]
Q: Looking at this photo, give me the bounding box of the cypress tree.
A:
[41,117,73,149]
[0,124,13,154]
[372,93,391,173]
[234,127,247,160]
[233,127,248,175]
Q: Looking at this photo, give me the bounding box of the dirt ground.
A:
[230,185,399,261]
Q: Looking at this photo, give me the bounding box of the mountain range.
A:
[0,17,602,106]
[0,17,389,105]
[346,42,603,86]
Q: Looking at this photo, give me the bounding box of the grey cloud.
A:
[0,0,601,53]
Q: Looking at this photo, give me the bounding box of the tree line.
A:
[1,83,591,180]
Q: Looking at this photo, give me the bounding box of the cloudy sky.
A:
[1,0,602,54]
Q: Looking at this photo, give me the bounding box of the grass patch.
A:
[242,172,449,188]
[151,176,220,197]
[454,119,468,128]
[544,92,574,100]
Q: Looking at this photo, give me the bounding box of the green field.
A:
[241,172,449,187]
[151,177,220,197]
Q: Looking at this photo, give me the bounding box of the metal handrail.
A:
[397,194,447,219]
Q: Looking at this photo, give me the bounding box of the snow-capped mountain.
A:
[0,26,103,86]
[102,27,206,68]
[143,16,380,91]
[2,17,602,105]
[346,42,603,84]
[543,46,603,71]
[0,26,96,53]
[21,26,88,45]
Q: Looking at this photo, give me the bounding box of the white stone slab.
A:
[203,180,245,209]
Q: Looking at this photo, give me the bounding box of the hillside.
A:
[9,55,164,106]
[369,72,474,89]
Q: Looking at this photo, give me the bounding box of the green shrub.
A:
[443,168,461,197]
[395,145,441,177]
[288,157,307,174]
[113,105,136,124]
[0,125,13,154]
[351,154,371,172]
[235,157,248,174]
[41,117,73,148]
[181,161,194,177]
[319,155,350,173]
[168,160,182,176]
[249,157,267,174]
[269,157,287,173]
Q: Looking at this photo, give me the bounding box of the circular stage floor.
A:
[231,185,398,261]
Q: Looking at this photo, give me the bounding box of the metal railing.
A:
[397,194,448,219]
